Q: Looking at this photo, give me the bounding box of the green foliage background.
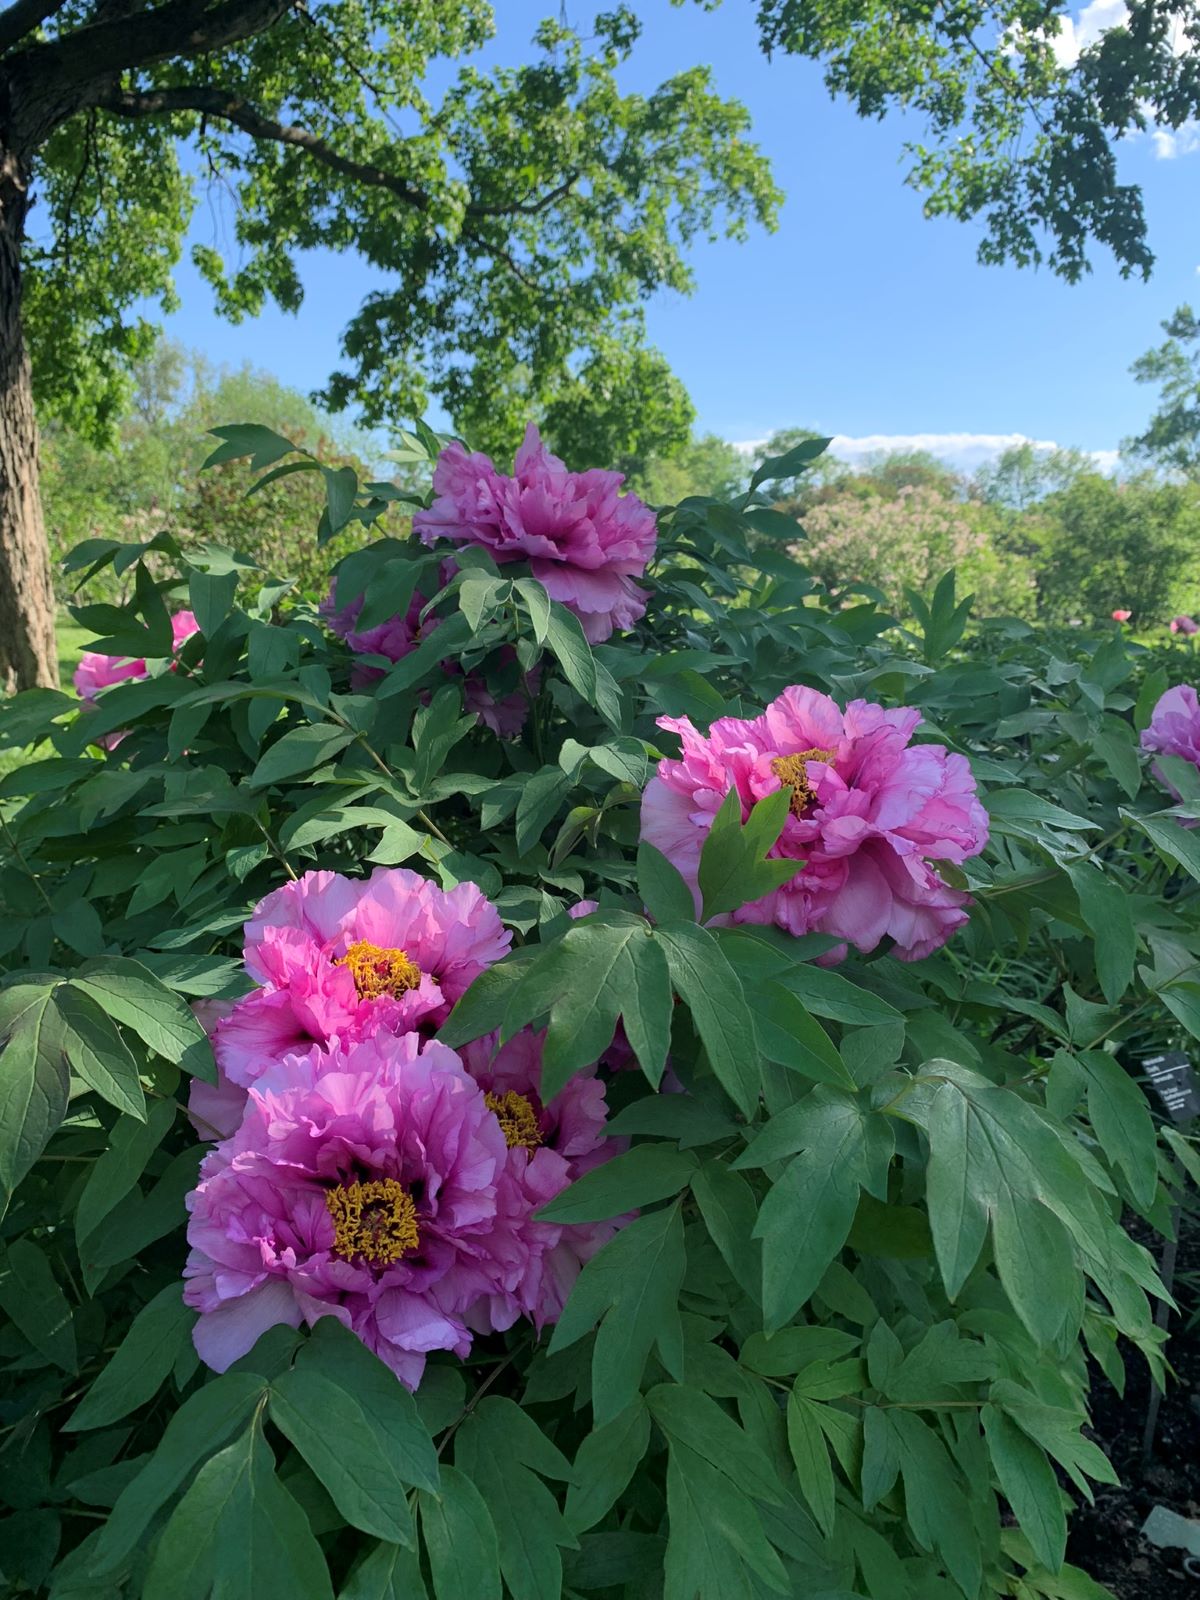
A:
[2,426,1199,1599]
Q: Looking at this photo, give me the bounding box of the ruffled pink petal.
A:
[191,1278,303,1373]
[412,424,655,641]
[184,1033,512,1385]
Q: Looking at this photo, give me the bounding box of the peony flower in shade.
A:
[322,579,534,738]
[1112,609,1132,623]
[187,999,247,1141]
[1141,684,1200,802]
[1171,616,1199,636]
[460,667,535,741]
[183,1032,510,1386]
[321,582,425,677]
[457,1028,622,1331]
[412,424,658,644]
[207,868,511,1105]
[640,685,989,962]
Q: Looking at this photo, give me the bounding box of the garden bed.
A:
[1071,1213,1200,1598]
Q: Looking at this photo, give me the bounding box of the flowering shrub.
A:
[2,423,1199,1600]
[797,483,1038,617]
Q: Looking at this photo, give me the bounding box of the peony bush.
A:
[1,422,1199,1600]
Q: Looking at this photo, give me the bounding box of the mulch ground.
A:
[1067,1214,1200,1598]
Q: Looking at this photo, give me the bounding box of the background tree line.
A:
[8,0,1200,688]
[41,304,1200,632]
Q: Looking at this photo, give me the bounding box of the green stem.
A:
[436,1343,525,1459]
[341,721,454,848]
[417,810,453,848]
[255,819,297,882]
[0,812,55,912]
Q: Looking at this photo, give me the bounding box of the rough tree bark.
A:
[0,147,57,691]
[0,0,297,694]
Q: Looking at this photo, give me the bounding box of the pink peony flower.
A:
[457,1029,622,1331]
[321,583,425,673]
[184,1032,510,1386]
[207,868,511,1105]
[1112,609,1132,623]
[1171,616,1199,636]
[640,685,989,961]
[412,424,657,644]
[322,579,534,738]
[461,669,534,741]
[74,610,201,702]
[1141,684,1200,801]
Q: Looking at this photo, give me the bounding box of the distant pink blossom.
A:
[206,868,510,1109]
[184,1033,509,1386]
[640,686,989,962]
[1171,616,1199,636]
[1141,684,1200,802]
[74,612,201,748]
[1112,609,1132,623]
[413,424,657,643]
[458,1028,622,1331]
[73,609,200,702]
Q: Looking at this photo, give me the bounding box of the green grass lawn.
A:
[1,618,90,781]
[56,618,90,689]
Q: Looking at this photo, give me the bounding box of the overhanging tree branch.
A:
[97,86,579,222]
[97,85,432,210]
[6,0,288,148]
[468,173,580,218]
[0,0,66,56]
[463,226,539,292]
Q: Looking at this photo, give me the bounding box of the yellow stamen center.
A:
[485,1090,543,1150]
[336,940,422,1000]
[770,749,836,818]
[326,1179,419,1264]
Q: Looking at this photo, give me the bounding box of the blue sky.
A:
[154,0,1200,469]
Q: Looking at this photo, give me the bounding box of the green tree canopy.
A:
[1032,471,1200,622]
[1128,303,1200,475]
[40,344,373,593]
[634,431,749,505]
[23,0,1196,448]
[23,5,778,443]
[974,441,1094,508]
[755,0,1200,280]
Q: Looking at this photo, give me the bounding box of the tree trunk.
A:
[0,146,57,692]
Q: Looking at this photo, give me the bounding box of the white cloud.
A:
[1153,119,1200,159]
[1049,0,1128,68]
[1043,3,1195,157]
[732,431,1118,475]
[830,431,1062,472]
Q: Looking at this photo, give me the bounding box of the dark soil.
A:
[1067,1214,1200,1599]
